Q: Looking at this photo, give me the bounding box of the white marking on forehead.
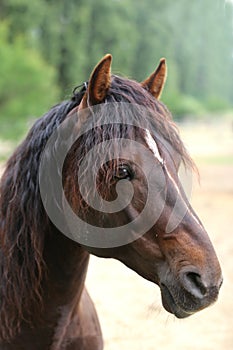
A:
[145,130,163,163]
[145,131,201,230]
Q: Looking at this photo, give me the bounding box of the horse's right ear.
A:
[81,54,112,108]
[141,58,167,99]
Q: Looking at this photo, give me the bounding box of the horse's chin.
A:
[160,284,192,319]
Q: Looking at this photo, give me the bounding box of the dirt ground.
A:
[0,119,232,349]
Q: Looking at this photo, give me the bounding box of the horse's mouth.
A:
[160,284,192,319]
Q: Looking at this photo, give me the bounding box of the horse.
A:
[0,54,222,349]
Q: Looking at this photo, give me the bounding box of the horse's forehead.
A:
[144,130,163,163]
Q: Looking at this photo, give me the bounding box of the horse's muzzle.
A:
[160,267,223,318]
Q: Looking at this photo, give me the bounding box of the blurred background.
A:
[0,0,233,349]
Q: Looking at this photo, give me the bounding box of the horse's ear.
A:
[86,54,112,106]
[141,58,167,99]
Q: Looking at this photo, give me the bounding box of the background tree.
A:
[0,0,232,139]
[0,21,58,140]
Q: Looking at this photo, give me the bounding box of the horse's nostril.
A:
[181,271,207,299]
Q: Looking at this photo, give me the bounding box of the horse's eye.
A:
[114,165,133,181]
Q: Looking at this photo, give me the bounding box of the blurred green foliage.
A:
[163,93,206,119]
[0,0,233,140]
[0,22,59,140]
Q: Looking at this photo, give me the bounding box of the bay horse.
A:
[0,54,222,349]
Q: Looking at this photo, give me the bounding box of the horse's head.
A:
[62,55,222,318]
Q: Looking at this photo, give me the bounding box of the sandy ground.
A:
[0,119,232,349]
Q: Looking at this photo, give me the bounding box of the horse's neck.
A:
[7,230,92,349]
[44,227,89,308]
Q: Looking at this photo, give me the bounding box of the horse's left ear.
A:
[141,58,167,99]
[86,54,112,106]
